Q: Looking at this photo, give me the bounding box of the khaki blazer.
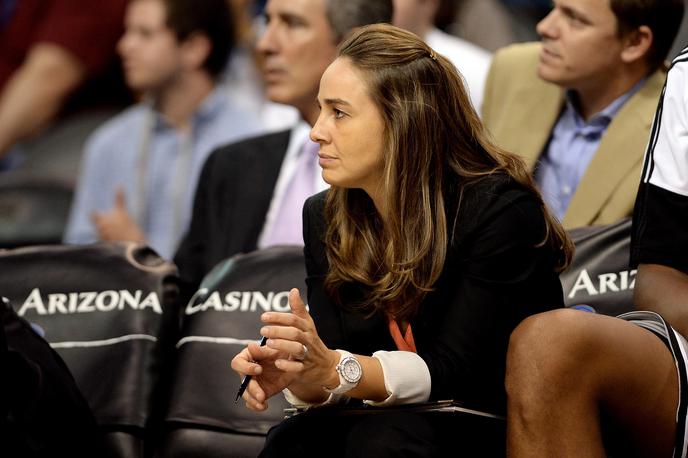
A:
[482,42,666,229]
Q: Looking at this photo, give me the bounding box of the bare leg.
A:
[506,309,678,457]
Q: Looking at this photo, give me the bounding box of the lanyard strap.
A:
[387,317,417,353]
[136,109,193,242]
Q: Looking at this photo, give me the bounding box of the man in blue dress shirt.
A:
[482,0,683,228]
[64,0,262,259]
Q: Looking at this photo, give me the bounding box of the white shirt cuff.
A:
[282,388,347,408]
[364,350,432,406]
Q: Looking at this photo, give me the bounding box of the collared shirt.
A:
[64,84,263,259]
[256,121,329,249]
[535,78,646,220]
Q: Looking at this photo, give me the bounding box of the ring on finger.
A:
[295,344,308,361]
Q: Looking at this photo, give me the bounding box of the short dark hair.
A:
[324,0,393,43]
[610,0,684,71]
[163,0,235,78]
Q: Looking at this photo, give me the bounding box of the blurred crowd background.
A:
[1,0,687,250]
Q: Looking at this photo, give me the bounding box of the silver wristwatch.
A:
[324,349,362,394]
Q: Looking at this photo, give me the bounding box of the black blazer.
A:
[303,175,565,414]
[174,129,291,295]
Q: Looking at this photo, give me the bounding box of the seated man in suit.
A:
[173,0,393,296]
[505,45,688,457]
[482,0,683,228]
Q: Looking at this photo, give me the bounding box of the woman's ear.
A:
[620,25,653,66]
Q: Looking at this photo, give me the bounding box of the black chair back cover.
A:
[562,218,634,316]
[160,246,305,457]
[0,172,73,248]
[0,242,180,457]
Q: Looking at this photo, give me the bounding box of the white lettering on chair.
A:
[567,269,637,299]
[184,290,295,315]
[16,288,163,316]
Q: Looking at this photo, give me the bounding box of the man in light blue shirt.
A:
[483,0,683,228]
[536,78,645,220]
[64,0,262,259]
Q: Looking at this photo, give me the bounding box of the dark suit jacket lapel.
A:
[222,129,292,256]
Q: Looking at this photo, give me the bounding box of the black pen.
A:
[234,336,268,403]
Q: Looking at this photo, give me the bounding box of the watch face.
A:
[341,357,362,383]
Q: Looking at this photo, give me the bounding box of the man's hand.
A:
[91,188,145,243]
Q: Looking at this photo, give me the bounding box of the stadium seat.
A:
[0,242,181,457]
[562,218,633,315]
[0,172,73,248]
[157,246,305,457]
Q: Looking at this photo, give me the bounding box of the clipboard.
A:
[283,399,505,421]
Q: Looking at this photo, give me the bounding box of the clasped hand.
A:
[230,288,338,411]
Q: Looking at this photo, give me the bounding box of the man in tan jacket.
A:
[482,0,683,229]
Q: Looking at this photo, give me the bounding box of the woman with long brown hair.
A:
[232,23,573,456]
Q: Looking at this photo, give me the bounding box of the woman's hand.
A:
[230,338,298,411]
[260,288,340,394]
[230,288,339,411]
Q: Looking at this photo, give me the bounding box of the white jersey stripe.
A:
[643,59,688,196]
[671,330,688,458]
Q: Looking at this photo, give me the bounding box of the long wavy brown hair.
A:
[324,24,573,320]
